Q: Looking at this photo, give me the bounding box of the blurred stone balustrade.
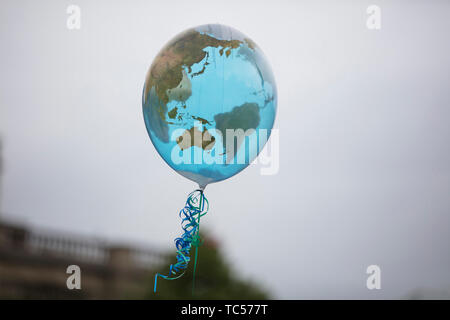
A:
[0,220,168,299]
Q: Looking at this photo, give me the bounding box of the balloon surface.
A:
[143,24,277,188]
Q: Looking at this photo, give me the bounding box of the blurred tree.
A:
[145,232,269,300]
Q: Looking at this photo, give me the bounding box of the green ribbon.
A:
[154,189,209,294]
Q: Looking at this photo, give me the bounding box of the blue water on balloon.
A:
[146,41,277,186]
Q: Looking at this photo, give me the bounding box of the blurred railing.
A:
[0,221,168,270]
[0,220,169,298]
[27,232,108,264]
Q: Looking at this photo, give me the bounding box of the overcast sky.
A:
[1,0,450,299]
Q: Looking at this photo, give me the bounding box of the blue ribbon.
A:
[154,189,209,293]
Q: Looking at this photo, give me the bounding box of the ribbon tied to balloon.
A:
[142,24,277,293]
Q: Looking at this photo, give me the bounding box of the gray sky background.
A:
[1,0,450,299]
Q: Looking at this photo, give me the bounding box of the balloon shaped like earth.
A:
[143,24,277,188]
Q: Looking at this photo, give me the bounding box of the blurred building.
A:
[0,220,168,299]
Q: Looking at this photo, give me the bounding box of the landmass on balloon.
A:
[142,24,277,294]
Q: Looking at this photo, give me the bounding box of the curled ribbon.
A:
[154,189,209,293]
